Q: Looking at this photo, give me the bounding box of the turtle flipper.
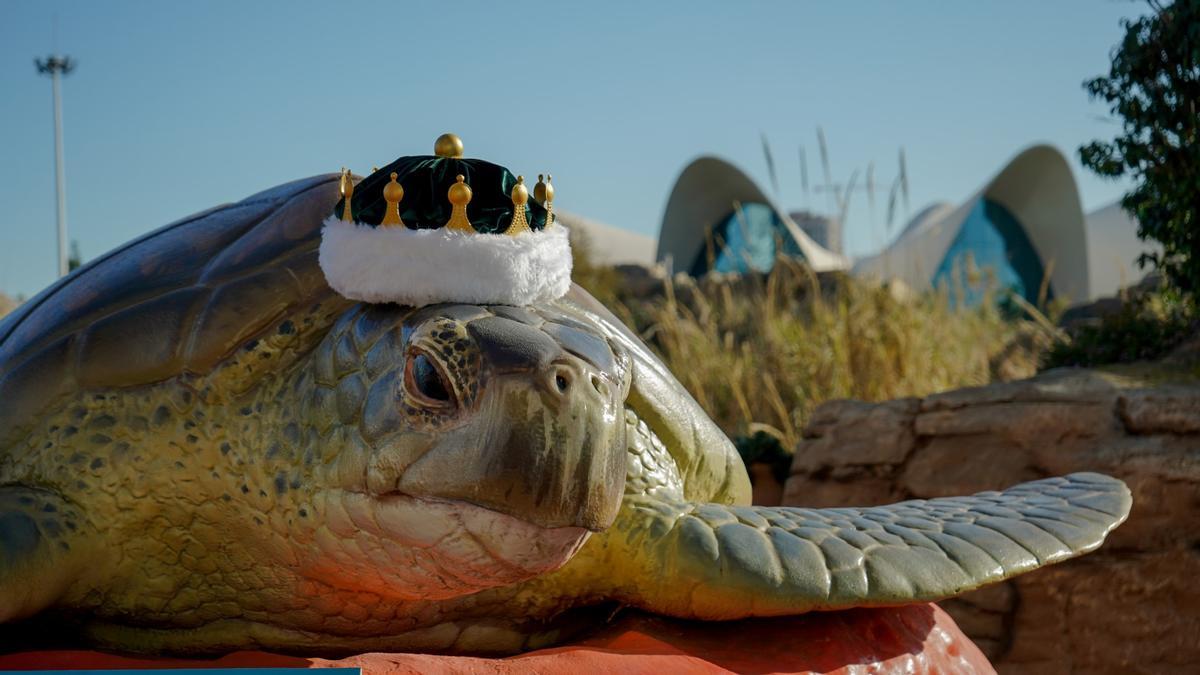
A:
[608,472,1130,619]
[0,487,93,623]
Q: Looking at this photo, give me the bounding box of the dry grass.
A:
[595,258,1042,449]
[0,293,17,321]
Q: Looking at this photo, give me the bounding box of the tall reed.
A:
[605,258,1036,449]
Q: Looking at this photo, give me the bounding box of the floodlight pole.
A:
[36,55,75,278]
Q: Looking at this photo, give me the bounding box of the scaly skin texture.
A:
[1,303,344,628]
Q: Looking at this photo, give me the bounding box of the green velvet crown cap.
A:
[319,133,571,308]
[333,155,549,234]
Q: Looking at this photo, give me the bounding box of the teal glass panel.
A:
[690,202,796,275]
[932,198,1051,307]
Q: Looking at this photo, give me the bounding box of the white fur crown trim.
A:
[318,216,573,307]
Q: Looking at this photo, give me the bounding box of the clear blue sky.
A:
[1,0,1145,298]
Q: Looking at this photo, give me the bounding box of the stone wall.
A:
[782,368,1200,674]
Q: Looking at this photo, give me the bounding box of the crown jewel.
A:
[540,174,555,228]
[380,172,406,227]
[445,175,474,233]
[506,176,531,235]
[338,168,355,222]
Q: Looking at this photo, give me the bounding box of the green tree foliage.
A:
[733,431,792,486]
[1080,0,1199,299]
[1043,292,1195,368]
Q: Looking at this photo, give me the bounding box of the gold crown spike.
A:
[339,168,355,222]
[543,173,555,228]
[505,176,531,236]
[380,172,406,227]
[445,174,475,233]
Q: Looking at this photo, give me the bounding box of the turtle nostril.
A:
[590,374,608,396]
[555,373,570,393]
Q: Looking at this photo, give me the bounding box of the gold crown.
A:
[339,133,556,236]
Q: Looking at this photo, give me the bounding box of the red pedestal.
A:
[0,604,993,674]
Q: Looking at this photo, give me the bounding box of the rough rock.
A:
[0,606,992,674]
[795,398,920,470]
[782,367,1200,673]
[1118,386,1200,434]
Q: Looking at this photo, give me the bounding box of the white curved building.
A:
[855,144,1090,304]
[658,145,1148,305]
[1085,201,1159,299]
[657,156,849,276]
[555,210,656,266]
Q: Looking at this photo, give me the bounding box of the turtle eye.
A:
[406,351,454,407]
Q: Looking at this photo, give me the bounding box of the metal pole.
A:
[36,55,74,278]
[51,66,67,277]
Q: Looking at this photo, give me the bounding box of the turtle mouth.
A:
[378,491,591,564]
[304,489,590,601]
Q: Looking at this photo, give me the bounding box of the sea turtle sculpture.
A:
[0,174,1130,655]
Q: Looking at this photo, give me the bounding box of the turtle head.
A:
[300,302,631,600]
[379,304,632,530]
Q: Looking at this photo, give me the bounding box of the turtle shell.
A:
[0,174,749,504]
[0,175,350,443]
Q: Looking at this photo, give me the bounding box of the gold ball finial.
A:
[434,133,464,158]
[448,174,472,206]
[512,175,528,206]
[543,173,555,203]
[383,172,404,202]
